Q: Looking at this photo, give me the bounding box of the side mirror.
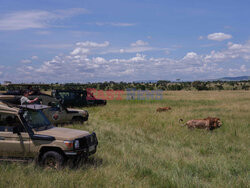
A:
[13,126,20,135]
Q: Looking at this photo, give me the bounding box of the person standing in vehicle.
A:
[20,90,39,105]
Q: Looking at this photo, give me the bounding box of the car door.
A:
[0,113,30,157]
[56,106,70,124]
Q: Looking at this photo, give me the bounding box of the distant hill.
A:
[215,76,250,81]
[136,76,250,83]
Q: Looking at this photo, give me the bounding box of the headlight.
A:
[64,140,73,149]
[82,110,88,116]
[74,140,80,149]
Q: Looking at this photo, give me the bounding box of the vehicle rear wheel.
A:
[41,151,64,169]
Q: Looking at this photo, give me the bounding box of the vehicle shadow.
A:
[0,156,103,170]
[56,121,90,127]
[0,158,33,166]
[69,156,103,170]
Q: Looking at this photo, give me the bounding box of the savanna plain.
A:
[0,91,249,188]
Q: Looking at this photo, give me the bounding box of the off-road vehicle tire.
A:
[83,116,88,121]
[41,151,64,169]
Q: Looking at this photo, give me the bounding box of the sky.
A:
[0,0,250,83]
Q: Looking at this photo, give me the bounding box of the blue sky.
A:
[0,0,249,83]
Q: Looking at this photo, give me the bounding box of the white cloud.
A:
[240,65,247,72]
[207,32,232,41]
[31,56,38,60]
[129,53,146,62]
[21,59,32,64]
[31,40,163,57]
[91,40,167,55]
[21,56,38,64]
[118,46,154,53]
[131,40,148,47]
[92,57,107,64]
[0,8,88,30]
[228,65,248,76]
[8,50,220,82]
[71,47,90,55]
[183,52,198,59]
[3,40,250,83]
[71,41,110,56]
[76,41,109,48]
[205,41,250,62]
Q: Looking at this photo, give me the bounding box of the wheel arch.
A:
[38,146,66,162]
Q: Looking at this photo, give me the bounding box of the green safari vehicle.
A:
[0,94,89,125]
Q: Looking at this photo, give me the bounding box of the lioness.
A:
[156,107,171,112]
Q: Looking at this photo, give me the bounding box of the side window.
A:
[0,114,25,132]
[59,92,70,99]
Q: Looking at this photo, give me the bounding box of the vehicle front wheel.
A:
[41,151,65,169]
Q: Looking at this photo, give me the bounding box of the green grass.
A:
[0,91,249,187]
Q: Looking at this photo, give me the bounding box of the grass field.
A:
[0,91,249,188]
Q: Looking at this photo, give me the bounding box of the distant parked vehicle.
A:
[51,89,107,107]
[0,93,89,125]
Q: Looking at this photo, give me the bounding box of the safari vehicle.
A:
[52,89,107,107]
[0,94,89,125]
[0,102,98,169]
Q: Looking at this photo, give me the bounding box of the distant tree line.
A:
[0,80,250,92]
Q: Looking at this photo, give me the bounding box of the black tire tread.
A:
[41,151,64,169]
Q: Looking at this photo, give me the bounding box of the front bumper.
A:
[64,132,98,158]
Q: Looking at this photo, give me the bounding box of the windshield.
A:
[22,109,51,130]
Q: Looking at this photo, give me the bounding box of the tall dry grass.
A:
[0,91,249,187]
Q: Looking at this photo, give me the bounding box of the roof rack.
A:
[19,104,50,110]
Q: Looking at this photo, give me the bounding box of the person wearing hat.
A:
[20,90,39,105]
